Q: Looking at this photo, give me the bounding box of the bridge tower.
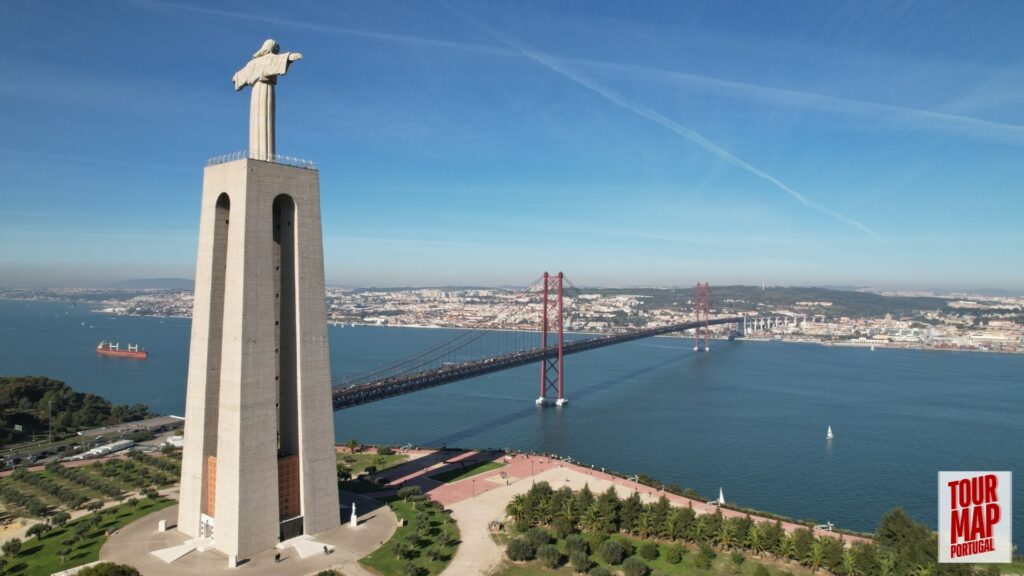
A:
[537,272,566,406]
[694,282,710,352]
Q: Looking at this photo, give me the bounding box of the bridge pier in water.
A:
[536,271,567,407]
[694,281,711,352]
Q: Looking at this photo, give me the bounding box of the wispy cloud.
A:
[140,0,1024,147]
[441,4,878,237]
[579,59,1024,145]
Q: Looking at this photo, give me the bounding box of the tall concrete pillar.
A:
[178,158,339,561]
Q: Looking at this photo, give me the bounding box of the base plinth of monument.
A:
[100,498,396,575]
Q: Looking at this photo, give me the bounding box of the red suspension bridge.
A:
[330,274,746,411]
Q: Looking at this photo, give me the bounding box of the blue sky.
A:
[1,1,1022,291]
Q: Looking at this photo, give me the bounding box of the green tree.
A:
[76,563,142,576]
[595,486,620,533]
[2,538,22,556]
[619,492,643,533]
[621,556,650,576]
[27,522,50,539]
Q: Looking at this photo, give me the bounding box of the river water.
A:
[1,298,1021,543]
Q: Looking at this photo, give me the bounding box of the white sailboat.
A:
[717,487,725,505]
[826,425,834,440]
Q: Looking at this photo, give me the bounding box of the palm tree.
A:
[806,540,825,572]
[346,438,360,453]
[505,494,527,526]
[715,521,736,550]
[842,548,860,576]
[580,503,602,534]
[777,535,796,563]
[910,565,934,576]
[692,514,709,544]
[746,522,763,555]
[636,508,654,539]
[560,495,579,526]
[664,510,679,541]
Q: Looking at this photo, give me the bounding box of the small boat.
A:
[826,425,834,440]
[870,345,875,351]
[717,487,725,505]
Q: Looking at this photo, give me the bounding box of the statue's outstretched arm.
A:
[289,52,303,62]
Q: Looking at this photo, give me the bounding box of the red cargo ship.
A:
[96,341,148,360]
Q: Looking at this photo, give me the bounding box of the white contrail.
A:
[444,5,878,237]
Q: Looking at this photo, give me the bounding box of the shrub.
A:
[694,553,713,569]
[525,526,552,549]
[378,446,395,455]
[397,486,422,500]
[598,539,627,565]
[665,544,684,564]
[586,531,609,551]
[537,543,562,569]
[622,556,651,576]
[752,565,770,576]
[506,537,536,561]
[316,571,342,576]
[639,541,659,560]
[565,534,589,556]
[588,567,613,576]
[570,550,592,573]
[699,542,717,559]
[731,550,745,566]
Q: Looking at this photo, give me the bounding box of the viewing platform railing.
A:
[206,150,317,170]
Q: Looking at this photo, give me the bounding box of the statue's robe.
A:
[232,53,296,90]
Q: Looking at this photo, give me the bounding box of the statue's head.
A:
[253,39,279,58]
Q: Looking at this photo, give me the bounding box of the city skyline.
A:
[2,1,1023,292]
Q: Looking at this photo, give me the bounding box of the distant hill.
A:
[107,278,194,290]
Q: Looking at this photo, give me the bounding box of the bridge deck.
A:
[331,317,740,410]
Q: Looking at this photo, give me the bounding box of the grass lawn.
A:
[1,497,174,576]
[430,460,504,484]
[360,498,460,576]
[337,451,408,476]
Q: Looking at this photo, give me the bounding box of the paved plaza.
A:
[100,493,394,576]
